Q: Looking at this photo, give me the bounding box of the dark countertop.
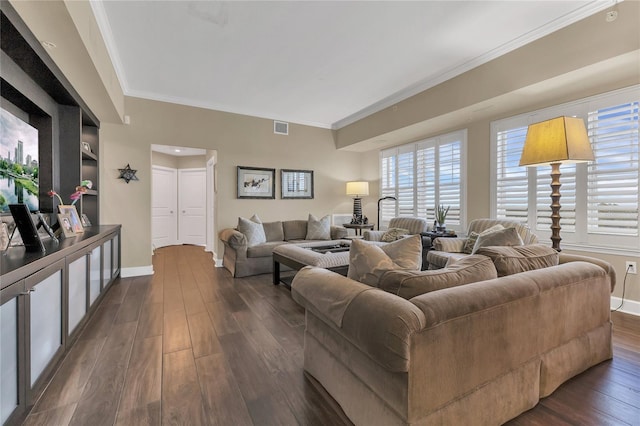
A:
[1,225,121,289]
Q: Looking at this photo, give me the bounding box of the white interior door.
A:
[152,166,178,249]
[178,168,206,246]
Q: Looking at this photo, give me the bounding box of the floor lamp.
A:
[346,181,369,224]
[519,116,594,251]
[377,196,397,230]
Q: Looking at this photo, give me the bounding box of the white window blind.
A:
[380,130,466,230]
[587,101,639,236]
[491,86,640,251]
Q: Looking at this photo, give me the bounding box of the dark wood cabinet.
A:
[0,226,121,425]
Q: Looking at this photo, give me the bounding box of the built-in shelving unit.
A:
[1,2,101,225]
[0,4,117,425]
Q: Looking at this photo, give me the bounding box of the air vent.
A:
[274,120,289,135]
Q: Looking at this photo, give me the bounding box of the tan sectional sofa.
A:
[219,219,348,277]
[291,252,615,425]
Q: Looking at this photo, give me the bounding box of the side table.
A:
[342,223,374,236]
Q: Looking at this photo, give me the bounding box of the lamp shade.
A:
[519,116,594,166]
[346,181,369,197]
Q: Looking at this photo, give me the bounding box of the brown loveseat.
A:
[219,219,348,277]
[291,252,615,425]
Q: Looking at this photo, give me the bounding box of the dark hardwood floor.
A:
[23,245,640,425]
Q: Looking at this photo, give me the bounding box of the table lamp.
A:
[519,116,594,251]
[346,181,369,224]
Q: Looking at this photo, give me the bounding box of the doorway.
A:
[151,145,216,255]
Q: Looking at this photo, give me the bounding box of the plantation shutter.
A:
[438,140,462,225]
[587,101,640,236]
[396,146,415,217]
[380,149,398,228]
[495,126,529,221]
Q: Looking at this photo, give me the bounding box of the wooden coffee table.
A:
[272,242,351,287]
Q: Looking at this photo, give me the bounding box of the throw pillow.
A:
[237,214,266,247]
[379,255,498,299]
[347,235,422,286]
[381,228,409,242]
[475,244,559,277]
[306,214,331,240]
[471,226,523,254]
[463,224,505,254]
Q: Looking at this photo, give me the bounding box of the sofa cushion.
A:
[379,255,498,299]
[306,214,331,240]
[263,221,284,242]
[381,228,409,242]
[237,215,266,247]
[463,224,504,254]
[475,244,559,277]
[347,235,422,286]
[471,227,523,254]
[283,220,308,240]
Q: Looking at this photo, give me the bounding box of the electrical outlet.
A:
[625,261,637,274]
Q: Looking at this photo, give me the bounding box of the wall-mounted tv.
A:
[0,107,39,213]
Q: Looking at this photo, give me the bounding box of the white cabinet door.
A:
[89,246,101,306]
[1,293,19,424]
[178,168,206,246]
[29,270,63,386]
[68,255,88,335]
[152,166,178,249]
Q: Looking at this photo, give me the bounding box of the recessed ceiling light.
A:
[174,149,181,153]
[605,10,618,22]
[41,40,57,49]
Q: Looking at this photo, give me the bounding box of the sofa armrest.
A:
[291,267,426,372]
[559,253,616,292]
[363,230,385,241]
[330,225,348,239]
[218,228,247,250]
[432,237,466,252]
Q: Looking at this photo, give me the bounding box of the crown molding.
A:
[332,0,619,130]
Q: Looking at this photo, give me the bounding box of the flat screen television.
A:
[0,107,39,213]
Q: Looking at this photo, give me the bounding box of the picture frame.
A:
[237,166,275,199]
[81,141,92,152]
[57,213,76,237]
[281,169,314,199]
[81,213,92,227]
[58,205,84,233]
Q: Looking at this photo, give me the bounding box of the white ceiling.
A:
[91,1,615,129]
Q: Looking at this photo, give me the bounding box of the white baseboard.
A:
[215,258,223,267]
[121,265,154,278]
[611,296,640,316]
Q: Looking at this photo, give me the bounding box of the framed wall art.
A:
[281,169,314,199]
[237,166,275,199]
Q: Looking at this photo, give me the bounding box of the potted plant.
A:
[435,204,450,232]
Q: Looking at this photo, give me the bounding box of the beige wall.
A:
[101,97,366,270]
[151,151,179,169]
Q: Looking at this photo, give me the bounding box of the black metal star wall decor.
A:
[118,164,139,184]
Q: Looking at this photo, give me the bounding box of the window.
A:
[380,130,466,230]
[491,86,639,251]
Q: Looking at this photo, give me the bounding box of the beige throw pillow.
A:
[347,235,422,286]
[237,214,266,247]
[463,224,505,254]
[475,244,559,277]
[306,214,331,240]
[381,228,409,242]
[471,226,523,254]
